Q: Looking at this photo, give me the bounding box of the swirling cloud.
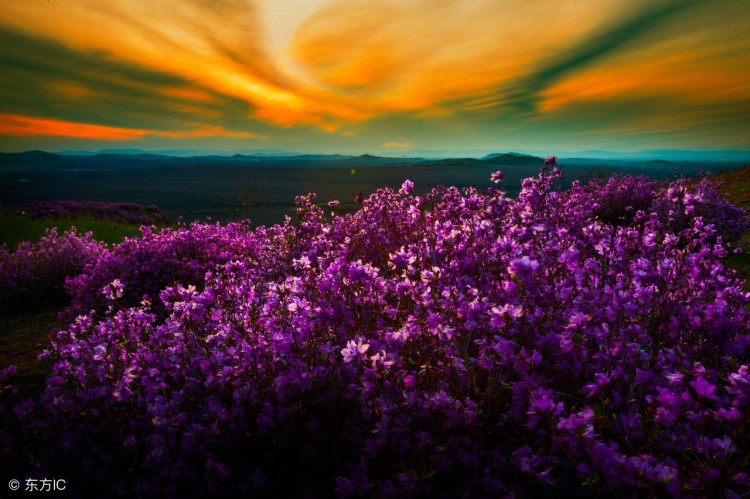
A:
[0,0,747,150]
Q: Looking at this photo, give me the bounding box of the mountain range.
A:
[3,149,747,227]
[3,149,747,172]
[45,148,750,162]
[1,150,552,171]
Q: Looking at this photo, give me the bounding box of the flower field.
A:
[1,160,749,497]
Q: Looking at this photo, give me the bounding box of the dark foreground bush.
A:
[1,162,749,497]
[0,228,105,314]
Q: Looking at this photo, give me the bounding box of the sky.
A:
[0,0,748,156]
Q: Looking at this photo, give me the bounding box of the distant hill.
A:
[3,149,747,229]
[31,147,750,162]
[346,154,410,165]
[563,149,750,162]
[2,150,747,174]
[419,158,480,167]
[480,152,545,165]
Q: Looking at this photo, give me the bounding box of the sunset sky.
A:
[0,0,748,155]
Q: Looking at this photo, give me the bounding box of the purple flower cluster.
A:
[652,175,750,243]
[0,228,105,313]
[574,173,749,242]
[1,168,749,497]
[17,200,168,226]
[582,174,660,226]
[62,221,273,320]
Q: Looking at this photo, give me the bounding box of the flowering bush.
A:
[579,174,660,226]
[1,164,749,497]
[16,200,168,226]
[569,173,749,242]
[652,175,750,243]
[0,228,105,314]
[62,221,282,320]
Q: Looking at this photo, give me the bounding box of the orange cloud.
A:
[383,141,412,149]
[0,1,337,129]
[51,83,96,100]
[154,126,263,140]
[0,114,263,141]
[0,0,625,129]
[290,0,626,115]
[160,87,217,103]
[538,34,750,114]
[0,114,149,140]
[1,0,748,138]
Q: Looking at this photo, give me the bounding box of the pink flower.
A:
[102,279,124,300]
[490,171,504,184]
[341,338,370,363]
[400,179,414,195]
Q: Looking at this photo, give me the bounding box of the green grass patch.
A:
[0,212,146,249]
[725,251,750,283]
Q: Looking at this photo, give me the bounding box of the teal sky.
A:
[0,0,748,156]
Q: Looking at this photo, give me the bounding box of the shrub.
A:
[652,175,750,243]
[17,200,169,226]
[62,221,287,320]
[2,165,749,497]
[0,228,105,314]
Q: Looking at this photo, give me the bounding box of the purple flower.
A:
[508,256,540,278]
[402,374,416,390]
[728,365,750,407]
[399,179,414,195]
[341,338,370,363]
[690,377,718,400]
[102,279,124,300]
[527,388,564,427]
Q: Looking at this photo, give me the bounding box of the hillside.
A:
[713,166,750,282]
[713,165,750,210]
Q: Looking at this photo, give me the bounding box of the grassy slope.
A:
[0,212,145,250]
[713,166,750,209]
[712,166,750,283]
